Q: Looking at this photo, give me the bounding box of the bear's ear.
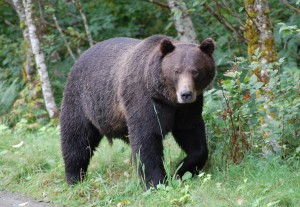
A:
[160,39,175,56]
[199,38,215,55]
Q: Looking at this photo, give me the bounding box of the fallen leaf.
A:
[13,141,24,148]
[117,200,130,207]
[123,171,130,178]
[18,202,29,206]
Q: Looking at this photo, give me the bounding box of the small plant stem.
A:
[219,80,239,163]
[52,14,76,61]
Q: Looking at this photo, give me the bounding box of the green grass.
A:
[0,125,299,207]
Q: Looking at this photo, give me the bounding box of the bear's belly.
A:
[94,103,128,139]
[104,118,128,138]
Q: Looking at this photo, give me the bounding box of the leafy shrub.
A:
[0,35,23,117]
[204,54,300,164]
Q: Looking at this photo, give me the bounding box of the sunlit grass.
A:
[0,126,299,207]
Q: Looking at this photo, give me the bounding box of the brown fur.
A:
[60,35,216,189]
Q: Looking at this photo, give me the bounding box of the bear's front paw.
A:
[66,172,86,185]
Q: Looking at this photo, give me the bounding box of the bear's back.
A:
[74,37,140,74]
[64,37,140,96]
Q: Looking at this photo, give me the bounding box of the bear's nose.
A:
[180,90,192,102]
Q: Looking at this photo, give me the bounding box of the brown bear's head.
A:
[160,38,215,104]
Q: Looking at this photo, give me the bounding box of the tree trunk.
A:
[244,0,278,81]
[244,0,280,154]
[22,0,58,118]
[167,0,198,43]
[12,0,35,83]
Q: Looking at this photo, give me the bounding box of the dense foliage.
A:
[204,55,300,162]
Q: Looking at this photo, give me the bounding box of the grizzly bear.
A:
[60,35,216,189]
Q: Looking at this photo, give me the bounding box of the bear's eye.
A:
[192,70,199,76]
[175,70,180,76]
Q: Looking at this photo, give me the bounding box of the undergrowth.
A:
[0,125,299,207]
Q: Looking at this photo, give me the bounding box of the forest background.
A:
[0,0,300,206]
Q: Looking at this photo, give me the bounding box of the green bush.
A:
[204,54,300,164]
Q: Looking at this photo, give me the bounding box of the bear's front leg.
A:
[128,124,166,189]
[172,118,208,177]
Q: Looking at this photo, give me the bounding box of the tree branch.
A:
[43,20,97,44]
[202,2,245,41]
[72,0,93,46]
[145,0,170,10]
[52,14,76,61]
[281,0,300,15]
[214,0,245,27]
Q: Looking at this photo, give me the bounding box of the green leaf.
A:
[0,150,8,156]
[253,82,264,89]
[164,21,173,32]
[249,74,258,84]
[192,1,200,7]
[267,200,281,207]
[224,72,237,78]
[173,10,182,21]
[250,89,256,96]
[182,171,192,181]
[189,8,196,12]
[0,124,9,132]
[193,0,206,7]
[253,48,261,59]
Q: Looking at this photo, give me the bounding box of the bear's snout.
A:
[176,75,196,104]
[180,90,193,102]
[176,87,196,104]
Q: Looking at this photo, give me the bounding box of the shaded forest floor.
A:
[0,126,299,207]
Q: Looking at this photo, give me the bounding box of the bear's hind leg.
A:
[60,112,102,184]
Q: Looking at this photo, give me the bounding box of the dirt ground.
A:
[0,190,59,207]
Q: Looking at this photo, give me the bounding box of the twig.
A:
[238,112,251,150]
[215,0,245,27]
[43,20,97,44]
[146,0,170,10]
[218,80,241,163]
[37,0,45,22]
[52,14,76,61]
[202,2,245,41]
[281,0,300,15]
[72,0,93,47]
